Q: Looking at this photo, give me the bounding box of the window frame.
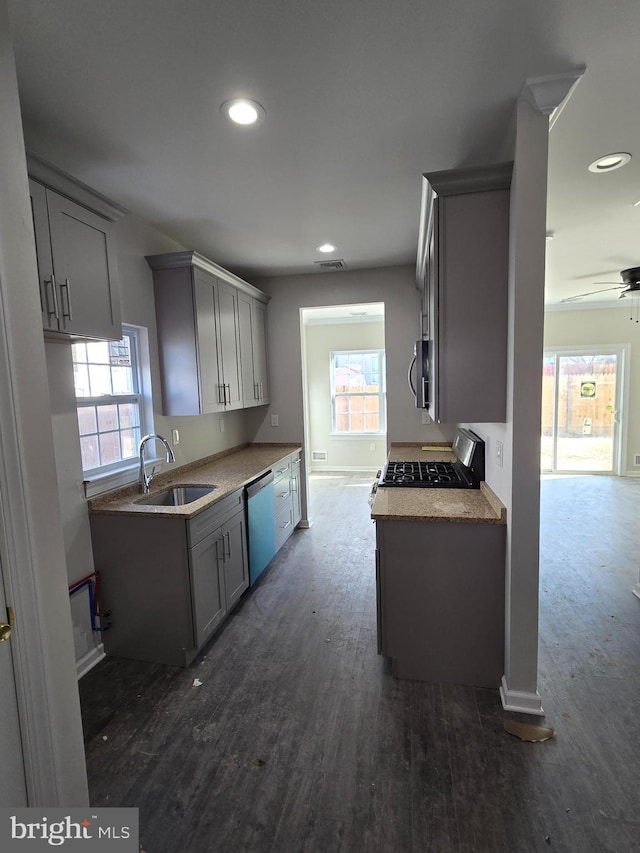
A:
[330,349,386,436]
[72,324,154,495]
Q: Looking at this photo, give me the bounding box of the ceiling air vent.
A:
[314,259,347,271]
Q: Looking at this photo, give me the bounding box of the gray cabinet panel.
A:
[238,292,270,407]
[29,179,121,341]
[150,258,248,415]
[221,509,249,610]
[190,531,225,648]
[89,488,248,666]
[194,269,224,413]
[420,164,510,423]
[217,280,242,410]
[376,519,505,688]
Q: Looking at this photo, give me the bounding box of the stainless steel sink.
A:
[136,485,217,506]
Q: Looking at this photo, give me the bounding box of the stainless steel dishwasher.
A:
[245,470,276,585]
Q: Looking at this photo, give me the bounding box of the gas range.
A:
[378,429,485,489]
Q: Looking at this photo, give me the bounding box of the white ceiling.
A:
[7,0,640,307]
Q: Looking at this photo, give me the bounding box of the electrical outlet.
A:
[369,443,376,452]
[496,440,503,468]
[271,414,279,427]
[219,418,224,433]
[171,429,180,445]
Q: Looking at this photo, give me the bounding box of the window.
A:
[331,350,386,434]
[72,327,144,473]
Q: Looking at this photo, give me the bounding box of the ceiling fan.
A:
[561,266,640,303]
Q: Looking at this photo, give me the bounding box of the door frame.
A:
[542,344,629,475]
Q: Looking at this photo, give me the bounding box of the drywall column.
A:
[500,97,550,714]
[0,3,89,804]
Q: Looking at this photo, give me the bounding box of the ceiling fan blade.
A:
[561,285,625,303]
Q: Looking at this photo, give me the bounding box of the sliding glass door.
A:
[541,347,624,474]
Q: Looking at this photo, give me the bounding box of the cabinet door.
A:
[291,456,302,528]
[238,292,258,407]
[194,270,225,414]
[217,280,242,410]
[190,529,226,649]
[221,509,249,610]
[46,189,121,340]
[29,180,59,332]
[253,300,269,404]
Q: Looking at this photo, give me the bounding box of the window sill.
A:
[82,455,164,499]
[329,433,387,440]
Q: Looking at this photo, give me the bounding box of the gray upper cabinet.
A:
[238,292,270,407]
[417,162,512,424]
[147,251,269,416]
[29,178,122,341]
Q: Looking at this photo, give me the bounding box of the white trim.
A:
[0,270,59,803]
[520,67,586,126]
[310,465,380,473]
[632,582,640,601]
[75,644,105,679]
[26,151,128,222]
[499,675,545,716]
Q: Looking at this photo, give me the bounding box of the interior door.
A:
[0,553,28,806]
[542,348,623,474]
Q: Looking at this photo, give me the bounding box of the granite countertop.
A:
[89,443,302,519]
[370,443,506,524]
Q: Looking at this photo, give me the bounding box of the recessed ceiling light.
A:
[316,243,337,253]
[221,98,265,126]
[588,152,631,173]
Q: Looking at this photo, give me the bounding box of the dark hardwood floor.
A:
[80,472,640,853]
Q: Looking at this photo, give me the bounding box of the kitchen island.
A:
[371,444,506,689]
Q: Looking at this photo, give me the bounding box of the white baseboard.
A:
[310,466,380,473]
[298,519,313,529]
[633,582,640,601]
[76,644,106,679]
[499,675,545,716]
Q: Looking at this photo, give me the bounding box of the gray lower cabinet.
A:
[376,518,506,688]
[291,453,302,528]
[90,489,248,666]
[274,456,294,548]
[29,178,121,341]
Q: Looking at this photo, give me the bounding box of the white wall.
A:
[544,305,638,473]
[488,97,549,713]
[304,319,386,471]
[249,265,453,445]
[246,265,454,522]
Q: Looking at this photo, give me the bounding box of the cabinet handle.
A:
[291,476,297,493]
[225,531,231,560]
[226,383,231,404]
[280,490,289,499]
[218,536,225,563]
[219,384,226,405]
[281,520,291,530]
[43,275,60,321]
[60,278,73,321]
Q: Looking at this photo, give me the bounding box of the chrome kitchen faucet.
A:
[138,433,175,493]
